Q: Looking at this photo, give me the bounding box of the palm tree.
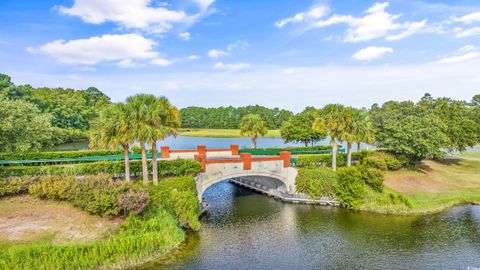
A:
[353,110,375,152]
[148,96,180,185]
[313,104,347,171]
[340,107,355,167]
[89,103,133,181]
[126,94,155,184]
[239,114,268,149]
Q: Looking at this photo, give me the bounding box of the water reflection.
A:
[142,182,480,270]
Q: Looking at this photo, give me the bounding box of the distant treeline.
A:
[180,106,293,129]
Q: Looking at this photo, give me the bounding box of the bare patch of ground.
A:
[0,195,123,244]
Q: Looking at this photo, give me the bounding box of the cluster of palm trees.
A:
[90,94,180,185]
[313,104,374,171]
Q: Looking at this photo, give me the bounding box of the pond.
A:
[140,182,480,269]
[54,136,373,151]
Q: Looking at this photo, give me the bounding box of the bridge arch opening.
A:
[199,175,288,201]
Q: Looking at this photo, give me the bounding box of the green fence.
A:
[239,148,344,155]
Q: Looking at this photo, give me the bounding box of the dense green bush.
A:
[239,145,337,155]
[336,167,365,209]
[295,151,370,168]
[149,176,201,230]
[363,152,402,171]
[296,167,338,199]
[28,174,149,216]
[359,166,384,192]
[0,176,39,197]
[0,159,201,178]
[28,175,72,200]
[0,149,123,160]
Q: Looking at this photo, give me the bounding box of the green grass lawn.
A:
[373,159,480,214]
[454,151,480,159]
[177,128,281,138]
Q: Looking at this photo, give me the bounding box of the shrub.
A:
[296,154,346,168]
[0,149,123,160]
[28,174,149,216]
[389,193,413,208]
[0,159,202,178]
[28,175,73,200]
[118,189,150,215]
[363,152,402,171]
[359,166,384,192]
[295,167,338,198]
[149,176,200,230]
[0,176,39,197]
[336,166,365,209]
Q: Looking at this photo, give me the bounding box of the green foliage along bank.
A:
[0,173,202,269]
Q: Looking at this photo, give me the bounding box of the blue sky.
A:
[0,0,479,111]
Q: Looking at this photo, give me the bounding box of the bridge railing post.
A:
[194,154,206,172]
[161,146,170,158]
[197,145,207,156]
[240,153,251,170]
[279,151,291,168]
[230,144,239,156]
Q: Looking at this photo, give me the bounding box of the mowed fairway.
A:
[384,159,480,213]
[177,129,281,138]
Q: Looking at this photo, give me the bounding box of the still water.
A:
[54,136,372,150]
[142,182,480,270]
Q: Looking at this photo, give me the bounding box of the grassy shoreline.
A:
[177,128,280,138]
[360,159,480,215]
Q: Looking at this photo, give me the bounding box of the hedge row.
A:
[0,159,201,178]
[239,145,341,156]
[0,149,123,161]
[294,151,371,168]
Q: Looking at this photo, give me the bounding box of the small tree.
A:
[239,114,268,148]
[280,109,326,147]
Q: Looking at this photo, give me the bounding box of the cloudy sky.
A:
[0,0,479,111]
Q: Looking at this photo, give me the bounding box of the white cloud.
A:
[117,59,138,68]
[279,2,427,43]
[436,45,480,64]
[283,68,297,75]
[187,54,199,60]
[454,26,480,38]
[57,0,215,33]
[386,20,427,41]
[150,57,173,66]
[275,5,329,28]
[179,32,191,41]
[192,0,216,11]
[452,11,480,24]
[214,62,250,71]
[208,49,229,58]
[352,46,393,61]
[34,34,159,65]
[227,41,250,51]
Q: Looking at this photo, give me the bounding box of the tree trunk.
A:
[332,139,337,171]
[347,141,352,167]
[152,140,158,186]
[123,145,131,182]
[140,141,149,184]
[304,141,308,147]
[357,142,361,152]
[252,135,257,149]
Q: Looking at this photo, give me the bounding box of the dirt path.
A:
[0,195,123,244]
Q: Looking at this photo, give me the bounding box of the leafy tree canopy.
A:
[280,108,326,146]
[180,105,292,129]
[0,97,54,152]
